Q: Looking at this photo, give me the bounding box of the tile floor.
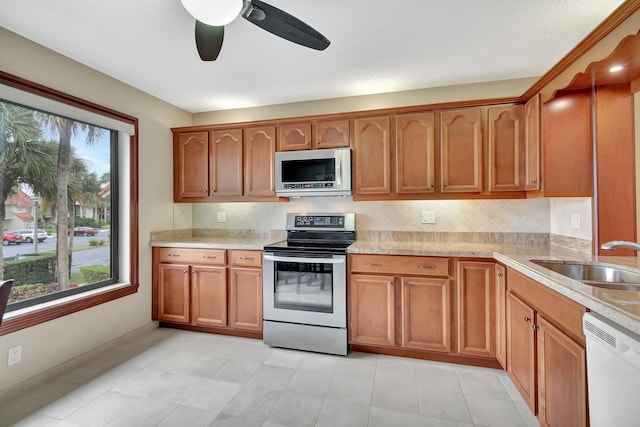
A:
[0,327,539,427]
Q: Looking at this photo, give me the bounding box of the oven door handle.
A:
[263,254,345,264]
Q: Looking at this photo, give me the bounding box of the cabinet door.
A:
[245,126,277,197]
[440,108,482,193]
[353,116,391,195]
[174,131,209,200]
[495,264,507,369]
[229,268,263,331]
[191,265,227,327]
[158,263,190,324]
[349,274,395,346]
[487,105,524,192]
[278,123,312,151]
[506,291,536,412]
[395,112,435,193]
[524,95,541,191]
[314,119,350,149]
[542,90,592,197]
[211,128,243,197]
[456,261,495,357]
[537,316,587,427]
[401,276,450,352]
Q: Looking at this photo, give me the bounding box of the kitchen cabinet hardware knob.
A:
[317,141,321,145]
[532,324,540,331]
[442,184,447,188]
[364,263,382,267]
[388,281,393,286]
[257,274,262,278]
[192,269,197,273]
[183,269,188,273]
[497,272,503,277]
[202,189,207,193]
[239,257,254,261]
[524,316,531,323]
[430,184,435,188]
[401,281,406,286]
[306,141,311,145]
[531,179,537,184]
[417,265,436,269]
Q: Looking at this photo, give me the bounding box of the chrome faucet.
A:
[601,240,640,251]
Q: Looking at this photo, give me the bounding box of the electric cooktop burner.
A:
[264,213,356,254]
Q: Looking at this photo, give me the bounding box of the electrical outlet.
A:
[571,213,581,229]
[8,345,22,366]
[421,211,436,224]
[216,211,226,223]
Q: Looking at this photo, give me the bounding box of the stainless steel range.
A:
[262,213,355,356]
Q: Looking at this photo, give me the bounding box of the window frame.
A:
[0,70,139,336]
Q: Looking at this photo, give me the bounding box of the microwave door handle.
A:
[264,254,344,264]
[335,154,341,185]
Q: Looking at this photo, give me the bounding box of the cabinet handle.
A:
[417,265,436,269]
[192,269,197,273]
[401,280,406,286]
[442,184,447,189]
[531,179,537,184]
[167,254,180,258]
[388,281,393,286]
[202,189,207,193]
[532,324,540,331]
[364,263,382,267]
[306,141,311,145]
[257,274,262,278]
[203,256,217,259]
[317,141,321,145]
[430,184,434,188]
[239,257,254,261]
[497,272,503,278]
[524,316,531,323]
[183,269,188,273]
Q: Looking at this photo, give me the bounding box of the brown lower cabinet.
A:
[153,247,263,337]
[506,268,587,427]
[348,255,497,365]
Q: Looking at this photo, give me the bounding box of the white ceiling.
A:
[0,0,627,113]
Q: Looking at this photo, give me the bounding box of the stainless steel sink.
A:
[530,260,640,291]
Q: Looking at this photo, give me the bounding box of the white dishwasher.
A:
[583,312,640,427]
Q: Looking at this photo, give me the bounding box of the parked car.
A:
[73,226,98,236]
[16,229,48,243]
[2,231,24,246]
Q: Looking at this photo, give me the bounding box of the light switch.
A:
[571,213,580,229]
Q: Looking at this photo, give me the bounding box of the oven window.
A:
[274,260,334,313]
[281,158,335,182]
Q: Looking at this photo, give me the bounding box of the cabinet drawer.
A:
[350,254,450,276]
[507,268,586,345]
[230,250,262,267]
[157,248,226,265]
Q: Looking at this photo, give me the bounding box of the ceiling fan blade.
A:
[195,20,224,61]
[242,0,330,51]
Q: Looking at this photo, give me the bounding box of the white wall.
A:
[549,197,593,241]
[0,28,190,391]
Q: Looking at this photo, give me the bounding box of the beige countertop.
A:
[150,236,282,250]
[350,240,640,336]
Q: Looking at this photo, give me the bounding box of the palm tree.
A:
[0,102,53,279]
[39,115,104,289]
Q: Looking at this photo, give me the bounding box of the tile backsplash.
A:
[189,197,556,234]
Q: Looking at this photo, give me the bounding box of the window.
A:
[0,71,138,333]
[1,100,118,309]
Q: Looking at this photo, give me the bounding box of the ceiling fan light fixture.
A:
[180,0,243,26]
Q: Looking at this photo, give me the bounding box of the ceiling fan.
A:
[180,0,330,61]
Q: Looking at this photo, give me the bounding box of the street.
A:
[2,230,110,273]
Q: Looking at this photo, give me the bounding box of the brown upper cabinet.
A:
[173,125,278,202]
[487,104,524,192]
[211,128,243,197]
[278,118,351,151]
[524,95,541,191]
[395,112,436,194]
[174,131,210,200]
[353,116,391,195]
[541,90,592,197]
[440,108,483,193]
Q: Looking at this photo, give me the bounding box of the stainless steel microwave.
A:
[275,147,352,197]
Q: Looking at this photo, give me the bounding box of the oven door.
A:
[263,251,346,328]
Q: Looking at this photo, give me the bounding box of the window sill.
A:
[0,282,139,336]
